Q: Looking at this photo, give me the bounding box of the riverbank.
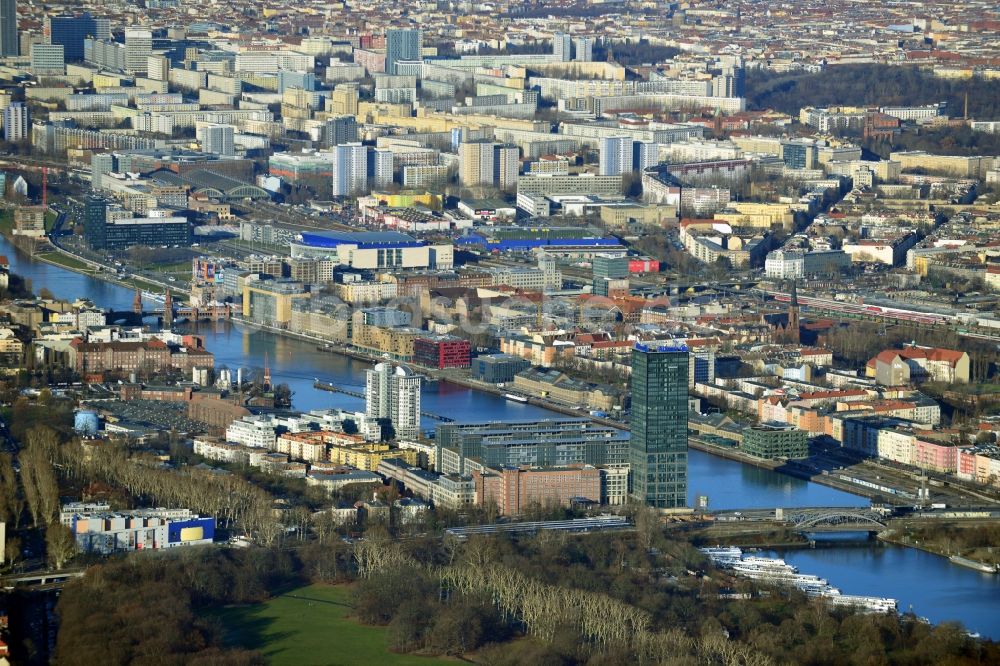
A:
[879,525,1000,569]
[5,231,190,301]
[234,318,886,504]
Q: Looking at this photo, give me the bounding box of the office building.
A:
[366,362,422,439]
[592,254,629,297]
[0,0,16,57]
[83,195,108,249]
[124,28,152,74]
[102,216,190,250]
[414,336,471,369]
[197,123,235,156]
[331,142,368,196]
[435,418,630,476]
[3,102,28,141]
[553,32,571,62]
[31,44,65,75]
[45,13,110,61]
[474,465,602,516]
[472,354,531,384]
[385,28,421,76]
[600,136,634,176]
[781,140,818,170]
[742,423,809,459]
[630,343,689,509]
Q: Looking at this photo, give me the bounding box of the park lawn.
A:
[215,583,455,666]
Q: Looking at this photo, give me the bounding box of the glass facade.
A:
[630,346,689,508]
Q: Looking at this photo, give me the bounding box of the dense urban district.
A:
[0,0,999,663]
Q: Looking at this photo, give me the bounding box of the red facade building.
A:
[413,336,471,369]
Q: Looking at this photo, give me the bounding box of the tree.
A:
[46,523,77,570]
[0,453,23,527]
[4,535,21,569]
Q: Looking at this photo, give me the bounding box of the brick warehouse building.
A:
[414,335,471,369]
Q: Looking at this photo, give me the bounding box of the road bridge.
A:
[1,568,86,589]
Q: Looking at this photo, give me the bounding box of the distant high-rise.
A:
[573,37,594,62]
[460,140,518,190]
[30,43,65,75]
[0,0,18,57]
[46,13,110,61]
[368,148,394,190]
[196,123,235,156]
[459,140,494,189]
[124,28,152,74]
[599,136,634,176]
[633,141,658,172]
[366,362,422,439]
[147,54,169,81]
[331,142,368,196]
[2,102,28,141]
[630,343,689,509]
[83,195,109,250]
[385,28,421,76]
[553,32,571,62]
[592,254,629,297]
[324,115,358,147]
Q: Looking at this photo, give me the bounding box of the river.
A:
[766,534,1000,639]
[4,237,1000,637]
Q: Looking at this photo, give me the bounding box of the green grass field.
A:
[215,584,453,666]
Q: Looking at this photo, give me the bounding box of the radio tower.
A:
[263,352,272,391]
[42,167,47,210]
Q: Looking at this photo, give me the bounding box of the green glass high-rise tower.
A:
[630,343,689,509]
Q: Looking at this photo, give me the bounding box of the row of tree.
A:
[57,436,283,545]
[2,426,77,570]
[746,64,1000,120]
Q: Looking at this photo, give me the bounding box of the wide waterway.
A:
[4,237,1000,637]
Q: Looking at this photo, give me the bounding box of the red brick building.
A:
[414,336,471,369]
[474,465,601,516]
[71,337,214,378]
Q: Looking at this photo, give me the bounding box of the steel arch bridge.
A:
[787,509,889,531]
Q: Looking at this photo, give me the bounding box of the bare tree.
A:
[46,523,77,570]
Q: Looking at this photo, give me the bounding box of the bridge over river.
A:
[712,506,892,532]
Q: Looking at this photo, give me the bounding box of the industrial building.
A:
[60,502,215,554]
[290,230,453,270]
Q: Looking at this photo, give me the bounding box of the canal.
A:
[4,238,1000,637]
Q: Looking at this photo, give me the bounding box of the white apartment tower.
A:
[365,362,422,439]
[331,142,368,196]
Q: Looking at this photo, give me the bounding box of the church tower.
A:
[786,280,800,344]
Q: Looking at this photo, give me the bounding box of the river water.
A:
[4,237,1000,637]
